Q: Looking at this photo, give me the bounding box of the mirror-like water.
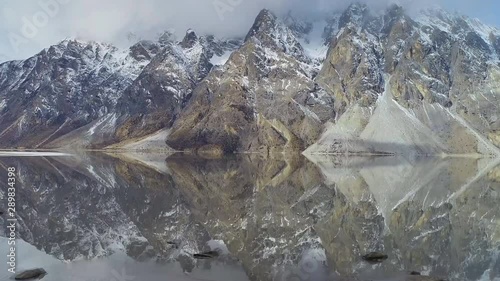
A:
[0,152,499,281]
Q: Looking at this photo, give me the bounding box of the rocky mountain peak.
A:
[180,29,199,49]
[243,8,307,62]
[385,3,404,19]
[158,30,176,46]
[245,9,278,42]
[338,2,369,29]
[381,4,410,34]
[129,40,161,62]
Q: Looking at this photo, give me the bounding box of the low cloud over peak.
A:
[0,0,497,62]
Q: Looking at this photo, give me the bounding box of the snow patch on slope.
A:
[210,50,232,66]
[359,81,447,155]
[87,114,117,136]
[119,129,171,151]
[298,20,330,63]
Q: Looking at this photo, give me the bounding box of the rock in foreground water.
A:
[193,250,220,259]
[14,268,47,280]
[361,252,388,263]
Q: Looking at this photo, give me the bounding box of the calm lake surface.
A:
[0,152,499,281]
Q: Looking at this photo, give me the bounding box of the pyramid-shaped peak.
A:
[158,30,176,45]
[245,9,278,42]
[180,29,199,49]
[255,9,277,23]
[339,2,370,29]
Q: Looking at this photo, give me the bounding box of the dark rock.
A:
[410,271,422,275]
[180,29,199,49]
[361,252,388,263]
[193,250,220,259]
[14,268,47,280]
[178,254,196,273]
[465,32,490,52]
[167,241,179,249]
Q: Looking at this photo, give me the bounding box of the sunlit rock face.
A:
[1,153,498,281]
[166,9,335,155]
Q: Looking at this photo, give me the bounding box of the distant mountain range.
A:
[0,3,499,156]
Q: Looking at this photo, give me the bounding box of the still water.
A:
[0,152,499,281]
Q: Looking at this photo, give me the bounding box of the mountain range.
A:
[0,3,499,157]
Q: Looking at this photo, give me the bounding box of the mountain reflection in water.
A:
[0,153,499,281]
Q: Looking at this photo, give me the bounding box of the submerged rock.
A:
[193,250,220,259]
[404,270,448,281]
[407,275,447,281]
[166,241,179,249]
[14,268,47,280]
[361,252,388,263]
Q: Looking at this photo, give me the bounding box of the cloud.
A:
[0,0,497,62]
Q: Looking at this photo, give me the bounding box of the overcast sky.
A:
[0,0,499,62]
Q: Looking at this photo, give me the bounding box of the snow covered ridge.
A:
[0,3,499,153]
[0,28,243,149]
